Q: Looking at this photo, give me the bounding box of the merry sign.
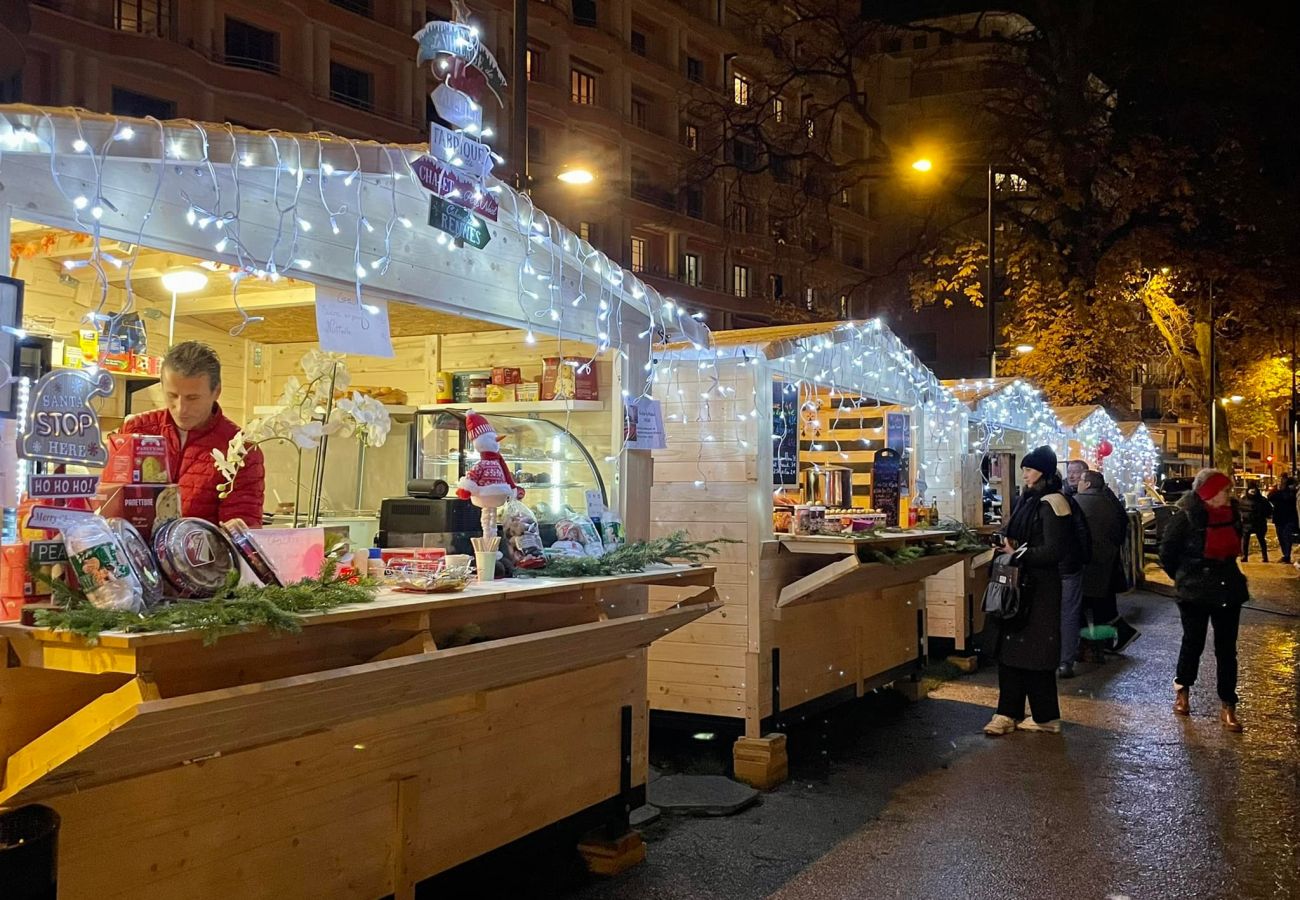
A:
[19,368,115,465]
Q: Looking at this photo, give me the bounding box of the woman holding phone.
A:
[983,445,1073,736]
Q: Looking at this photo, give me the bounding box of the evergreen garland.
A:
[30,557,378,646]
[526,531,735,579]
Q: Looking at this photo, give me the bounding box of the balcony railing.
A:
[216,53,281,76]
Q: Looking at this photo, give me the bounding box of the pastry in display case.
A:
[378,410,608,552]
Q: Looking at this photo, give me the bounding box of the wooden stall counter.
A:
[0,565,717,900]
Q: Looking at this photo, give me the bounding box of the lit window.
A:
[578,222,593,242]
[115,0,172,37]
[730,203,751,233]
[631,97,647,129]
[682,254,700,287]
[768,273,784,299]
[773,96,785,122]
[571,68,596,105]
[805,118,815,139]
[805,287,816,310]
[732,265,751,298]
[630,237,647,273]
[732,73,751,106]
[526,48,543,82]
[683,123,699,150]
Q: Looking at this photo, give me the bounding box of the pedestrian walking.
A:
[1267,476,1297,563]
[1158,469,1249,732]
[1074,471,1140,649]
[1238,485,1271,561]
[983,446,1071,736]
[1058,466,1093,679]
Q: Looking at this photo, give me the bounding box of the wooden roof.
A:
[1054,405,1107,430]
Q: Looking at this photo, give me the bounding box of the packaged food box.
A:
[104,434,171,484]
[129,352,153,375]
[491,366,522,386]
[516,382,541,402]
[0,596,24,622]
[94,484,182,541]
[62,346,84,368]
[100,352,131,372]
[541,357,600,401]
[1,544,30,598]
[486,383,516,403]
[78,328,99,362]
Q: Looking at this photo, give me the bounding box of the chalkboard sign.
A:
[872,447,902,525]
[886,412,911,498]
[772,381,799,485]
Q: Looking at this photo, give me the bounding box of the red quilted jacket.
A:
[121,404,265,527]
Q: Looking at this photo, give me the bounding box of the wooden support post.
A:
[578,829,646,877]
[732,733,788,790]
[893,678,930,702]
[393,775,419,900]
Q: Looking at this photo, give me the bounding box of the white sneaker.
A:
[983,714,1019,736]
[1016,718,1063,733]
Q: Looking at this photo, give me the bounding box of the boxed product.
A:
[0,596,23,622]
[491,366,522,386]
[62,346,84,368]
[516,382,541,402]
[541,357,600,401]
[1,544,29,598]
[104,434,171,484]
[100,352,131,372]
[486,384,516,403]
[129,352,157,375]
[78,328,99,362]
[94,484,182,541]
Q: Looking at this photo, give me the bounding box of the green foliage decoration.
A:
[527,531,735,579]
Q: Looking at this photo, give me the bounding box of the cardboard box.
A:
[100,352,131,372]
[1,544,29,599]
[105,434,171,484]
[129,352,161,376]
[516,382,541,402]
[0,596,24,623]
[486,383,517,403]
[62,346,84,368]
[78,328,99,362]
[541,357,600,401]
[95,483,182,541]
[491,366,522,386]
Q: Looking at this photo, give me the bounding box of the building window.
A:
[839,295,850,318]
[0,72,22,104]
[573,0,597,27]
[527,126,545,162]
[329,0,374,15]
[110,87,176,120]
[912,34,927,50]
[838,187,851,206]
[768,273,784,299]
[682,253,700,287]
[630,237,647,273]
[729,203,751,233]
[732,73,751,106]
[771,157,790,183]
[683,187,703,219]
[804,118,815,139]
[115,0,173,38]
[939,31,954,46]
[330,62,373,111]
[224,18,280,74]
[571,67,596,105]
[730,139,757,168]
[773,96,785,123]
[804,287,817,310]
[686,56,704,83]
[578,221,593,242]
[526,48,543,82]
[886,36,902,53]
[732,265,751,298]
[631,31,647,56]
[631,97,648,129]
[683,123,699,151]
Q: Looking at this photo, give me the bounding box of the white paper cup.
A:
[475,551,497,582]
[445,554,471,569]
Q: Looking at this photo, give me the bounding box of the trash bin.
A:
[0,804,60,899]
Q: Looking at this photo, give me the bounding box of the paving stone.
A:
[647,774,759,817]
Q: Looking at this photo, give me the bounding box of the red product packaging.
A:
[99,352,131,372]
[491,367,522,386]
[541,357,600,401]
[1,544,30,599]
[129,352,152,375]
[104,434,171,484]
[0,596,24,622]
[94,484,183,541]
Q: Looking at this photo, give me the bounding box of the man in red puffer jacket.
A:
[121,341,265,527]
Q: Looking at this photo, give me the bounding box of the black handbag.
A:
[983,549,1031,628]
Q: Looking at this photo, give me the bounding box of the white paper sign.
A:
[315,291,394,358]
[624,397,666,450]
[585,489,606,520]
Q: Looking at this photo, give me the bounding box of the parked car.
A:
[1158,476,1193,503]
[1142,503,1179,552]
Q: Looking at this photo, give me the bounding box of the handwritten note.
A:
[315,290,394,358]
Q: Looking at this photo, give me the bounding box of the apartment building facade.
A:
[9,0,879,328]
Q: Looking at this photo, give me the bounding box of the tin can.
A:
[153,518,241,599]
[435,371,455,404]
[106,518,164,608]
[221,519,284,587]
[792,505,812,535]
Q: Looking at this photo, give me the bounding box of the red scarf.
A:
[1204,505,1238,560]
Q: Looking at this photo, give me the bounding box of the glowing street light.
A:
[910,157,933,173]
[1015,343,1035,355]
[557,167,595,185]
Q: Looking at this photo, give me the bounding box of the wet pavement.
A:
[424,564,1299,900]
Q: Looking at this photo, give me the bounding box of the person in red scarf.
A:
[1158,469,1249,731]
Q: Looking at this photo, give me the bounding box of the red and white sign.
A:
[411,156,500,222]
[28,474,100,499]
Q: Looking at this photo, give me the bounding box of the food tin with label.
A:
[221,519,284,587]
[153,518,241,599]
[106,517,164,608]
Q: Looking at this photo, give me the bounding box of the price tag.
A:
[585,489,606,520]
[28,474,100,499]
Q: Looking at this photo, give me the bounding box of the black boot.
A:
[1111,618,1140,654]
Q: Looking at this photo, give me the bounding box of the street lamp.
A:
[1015,343,1034,355]
[557,167,595,185]
[911,158,933,173]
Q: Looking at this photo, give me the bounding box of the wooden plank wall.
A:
[648,360,759,723]
[11,256,250,425]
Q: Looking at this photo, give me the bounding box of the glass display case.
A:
[411,409,607,524]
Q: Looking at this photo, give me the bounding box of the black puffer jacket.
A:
[1159,493,1249,609]
[986,488,1071,671]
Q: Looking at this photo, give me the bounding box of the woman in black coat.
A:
[984,445,1073,736]
[1159,469,1250,731]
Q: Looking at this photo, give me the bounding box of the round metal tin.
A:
[105,517,164,608]
[152,518,240,599]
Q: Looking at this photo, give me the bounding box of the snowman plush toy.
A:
[456,410,526,539]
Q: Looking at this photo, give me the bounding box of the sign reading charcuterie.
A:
[28,474,100,499]
[18,368,115,465]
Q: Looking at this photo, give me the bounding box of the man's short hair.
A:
[1067,459,1090,472]
[162,341,221,390]
[1082,470,1106,490]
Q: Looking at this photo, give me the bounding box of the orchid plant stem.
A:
[308,363,339,528]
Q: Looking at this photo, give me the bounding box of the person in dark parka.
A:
[983,445,1072,736]
[1159,469,1249,732]
[1238,486,1271,561]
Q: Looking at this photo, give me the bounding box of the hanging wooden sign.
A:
[427,195,492,249]
[431,83,483,132]
[28,474,100,499]
[428,122,493,183]
[18,368,114,465]
[411,156,500,221]
[414,20,507,104]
